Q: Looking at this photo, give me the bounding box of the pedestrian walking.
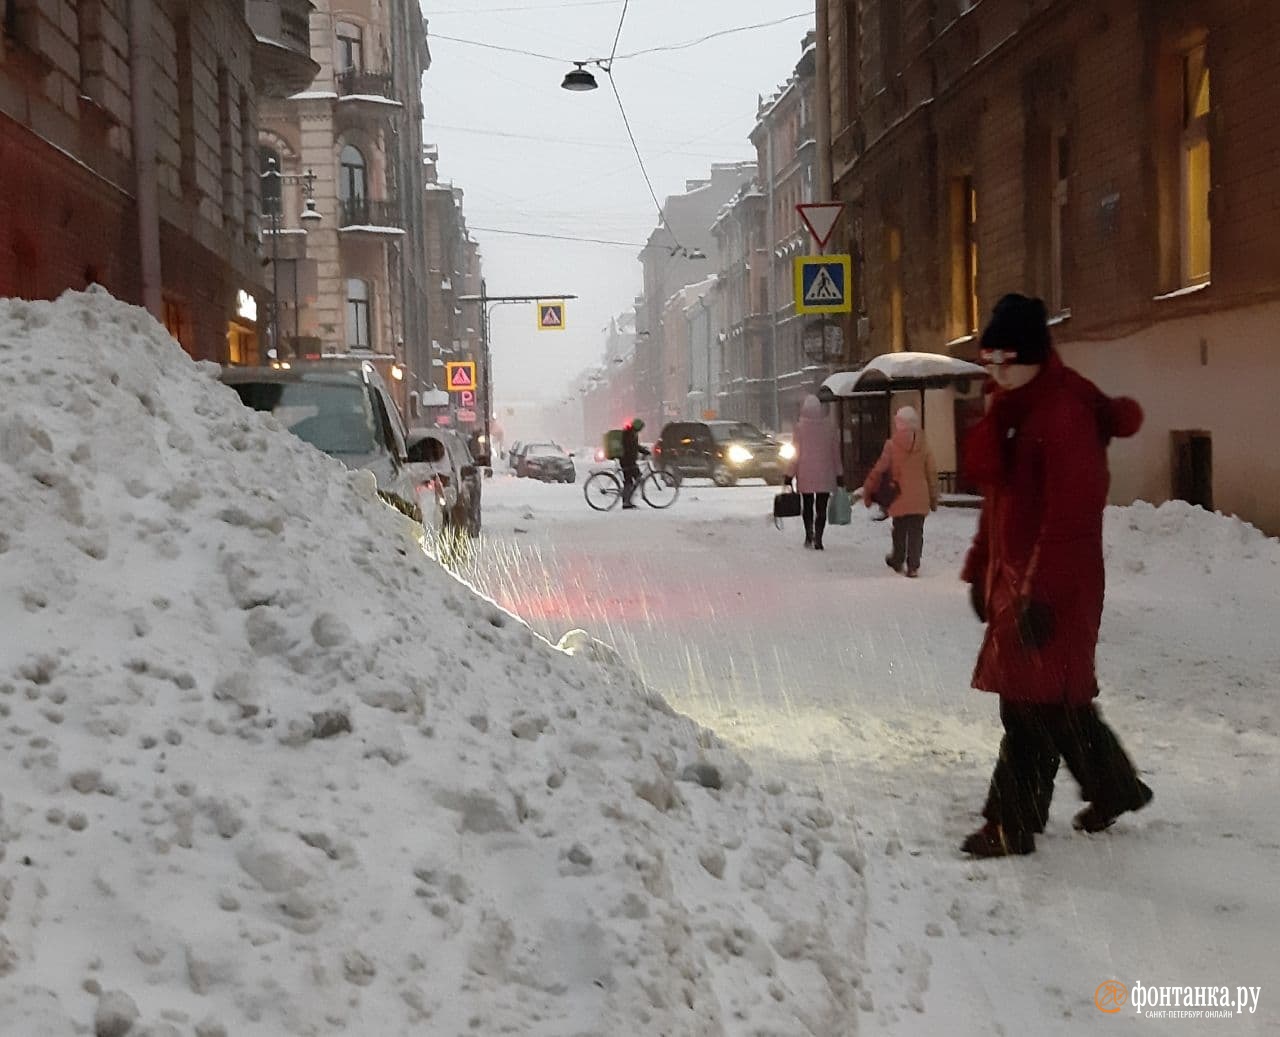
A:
[861,405,938,577]
[783,394,843,550]
[959,293,1153,858]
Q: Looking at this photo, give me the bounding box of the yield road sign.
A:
[796,202,845,249]
[446,361,476,392]
[538,301,565,331]
[794,255,852,314]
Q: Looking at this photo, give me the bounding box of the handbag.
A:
[773,486,802,527]
[827,486,852,526]
[871,468,900,510]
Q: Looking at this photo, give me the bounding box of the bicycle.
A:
[583,458,680,511]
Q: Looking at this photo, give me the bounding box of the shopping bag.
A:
[871,468,900,511]
[827,487,852,526]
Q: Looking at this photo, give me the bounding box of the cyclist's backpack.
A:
[602,428,624,460]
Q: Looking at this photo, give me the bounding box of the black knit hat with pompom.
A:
[979,293,1051,364]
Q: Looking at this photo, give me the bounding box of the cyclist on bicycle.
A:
[620,419,650,509]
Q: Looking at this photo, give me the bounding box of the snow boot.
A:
[885,554,903,574]
[905,568,919,578]
[804,534,813,548]
[1073,781,1154,833]
[814,537,824,550]
[961,822,1035,858]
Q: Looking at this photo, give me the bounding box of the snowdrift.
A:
[0,291,864,1036]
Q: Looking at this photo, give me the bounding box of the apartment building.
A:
[824,0,1280,532]
[1,0,316,360]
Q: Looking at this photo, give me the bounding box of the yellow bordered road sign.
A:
[446,361,476,392]
[538,301,566,331]
[794,254,852,315]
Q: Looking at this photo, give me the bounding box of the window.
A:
[339,145,366,201]
[346,279,371,349]
[226,324,256,366]
[218,65,236,223]
[260,146,282,215]
[949,176,979,336]
[1181,44,1211,285]
[176,18,197,189]
[1049,131,1070,313]
[336,21,362,72]
[886,225,904,351]
[163,298,190,349]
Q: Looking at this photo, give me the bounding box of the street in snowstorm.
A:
[460,471,1280,1035]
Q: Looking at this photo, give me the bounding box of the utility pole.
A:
[458,290,578,460]
[815,0,833,202]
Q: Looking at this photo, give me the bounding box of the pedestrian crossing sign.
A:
[794,255,852,314]
[446,361,476,392]
[537,301,566,331]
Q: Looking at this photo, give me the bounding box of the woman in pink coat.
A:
[784,394,844,550]
[862,405,938,577]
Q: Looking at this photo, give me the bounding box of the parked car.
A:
[516,441,576,482]
[406,427,483,536]
[221,360,422,522]
[654,420,786,486]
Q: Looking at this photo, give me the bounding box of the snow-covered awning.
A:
[819,352,986,399]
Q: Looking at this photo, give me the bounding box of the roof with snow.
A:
[819,352,987,398]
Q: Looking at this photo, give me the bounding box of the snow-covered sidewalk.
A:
[463,471,1280,1034]
[0,292,866,1035]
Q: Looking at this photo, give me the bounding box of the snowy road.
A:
[460,471,1280,1035]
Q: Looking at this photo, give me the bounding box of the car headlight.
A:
[778,442,796,461]
[727,444,753,465]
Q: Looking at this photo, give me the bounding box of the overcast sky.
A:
[420,0,814,407]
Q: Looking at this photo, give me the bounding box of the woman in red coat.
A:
[960,294,1153,858]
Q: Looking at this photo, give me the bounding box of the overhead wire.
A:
[469,226,647,248]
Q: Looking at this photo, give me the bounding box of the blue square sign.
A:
[794,255,852,314]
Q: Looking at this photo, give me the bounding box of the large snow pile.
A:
[0,291,864,1036]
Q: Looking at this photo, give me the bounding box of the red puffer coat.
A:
[961,351,1143,705]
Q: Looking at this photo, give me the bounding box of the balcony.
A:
[246,0,319,98]
[335,69,402,118]
[338,196,403,234]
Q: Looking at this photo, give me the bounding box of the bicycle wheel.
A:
[584,470,622,511]
[641,469,679,509]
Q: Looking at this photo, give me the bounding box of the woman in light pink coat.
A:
[862,405,938,576]
[784,394,844,550]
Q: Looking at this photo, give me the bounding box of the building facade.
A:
[255,0,430,409]
[420,144,482,427]
[824,0,1280,533]
[2,0,316,360]
[635,162,756,427]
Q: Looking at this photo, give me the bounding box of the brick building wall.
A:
[826,0,1280,532]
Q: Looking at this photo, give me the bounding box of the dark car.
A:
[407,426,483,536]
[221,360,421,521]
[654,420,785,486]
[516,442,576,482]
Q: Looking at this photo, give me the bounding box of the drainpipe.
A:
[129,0,163,318]
[815,0,833,202]
[766,129,780,432]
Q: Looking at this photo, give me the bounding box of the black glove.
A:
[783,475,793,488]
[835,475,845,489]
[968,582,987,623]
[1016,600,1054,649]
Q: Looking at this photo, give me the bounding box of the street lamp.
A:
[561,62,598,91]
[260,157,320,360]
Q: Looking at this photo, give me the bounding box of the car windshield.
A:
[710,423,767,443]
[527,443,565,457]
[231,381,377,456]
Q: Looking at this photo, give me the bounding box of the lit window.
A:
[260,146,282,216]
[347,279,371,349]
[950,176,979,336]
[887,226,904,351]
[1181,44,1211,285]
